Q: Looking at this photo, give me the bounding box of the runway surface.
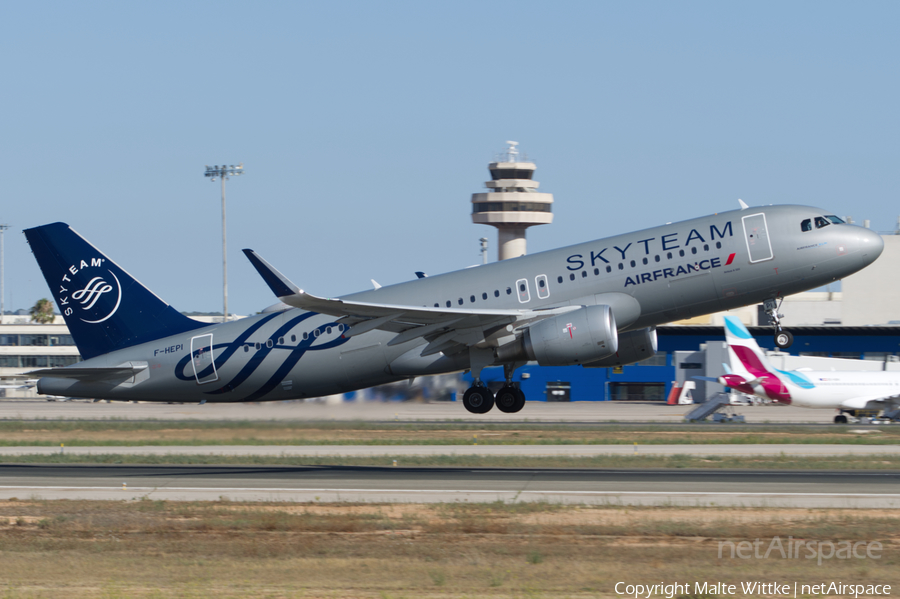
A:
[1,464,897,507]
[0,399,848,423]
[1,443,898,457]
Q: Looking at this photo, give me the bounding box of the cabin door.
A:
[190,334,219,384]
[742,213,774,263]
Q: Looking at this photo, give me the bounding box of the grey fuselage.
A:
[38,205,883,402]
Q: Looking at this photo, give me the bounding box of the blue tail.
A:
[24,223,206,360]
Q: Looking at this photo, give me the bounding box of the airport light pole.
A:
[204,164,243,323]
[0,224,7,324]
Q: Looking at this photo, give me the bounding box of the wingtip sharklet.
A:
[242,249,301,299]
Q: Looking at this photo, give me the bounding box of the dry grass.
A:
[0,500,895,598]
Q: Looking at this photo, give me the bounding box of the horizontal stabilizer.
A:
[27,365,147,382]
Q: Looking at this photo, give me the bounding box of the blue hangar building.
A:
[464,324,900,402]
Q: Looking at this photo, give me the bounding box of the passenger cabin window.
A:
[815,216,830,229]
[470,295,475,303]
[593,268,599,275]
[642,257,648,265]
[679,250,685,257]
[458,298,464,305]
[446,300,451,307]
[801,219,812,232]
[606,265,612,273]
[691,247,698,254]
[715,242,722,249]
[618,263,624,270]
[482,292,487,300]
[630,260,635,267]
[581,270,587,278]
[557,276,563,283]
[569,273,575,281]
[494,290,500,297]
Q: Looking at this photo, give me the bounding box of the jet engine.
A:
[582,327,657,368]
[497,305,618,367]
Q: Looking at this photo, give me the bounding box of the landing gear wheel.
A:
[495,386,526,413]
[834,414,848,424]
[774,330,794,349]
[463,386,494,414]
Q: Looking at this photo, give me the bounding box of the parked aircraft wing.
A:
[243,249,579,348]
[839,394,900,410]
[26,365,147,382]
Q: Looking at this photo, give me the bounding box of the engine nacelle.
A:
[582,327,657,368]
[522,305,618,366]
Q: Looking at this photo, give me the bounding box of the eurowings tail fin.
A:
[24,223,205,360]
[723,315,777,379]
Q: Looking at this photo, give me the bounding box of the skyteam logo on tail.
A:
[57,257,123,324]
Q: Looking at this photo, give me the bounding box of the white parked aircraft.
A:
[718,315,900,423]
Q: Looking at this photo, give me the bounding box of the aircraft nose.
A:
[844,225,884,268]
[857,226,884,265]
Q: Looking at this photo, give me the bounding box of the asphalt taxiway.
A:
[1,464,896,507]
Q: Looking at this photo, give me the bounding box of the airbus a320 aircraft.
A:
[23,203,882,414]
[718,315,900,423]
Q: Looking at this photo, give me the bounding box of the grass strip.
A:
[2,452,900,469]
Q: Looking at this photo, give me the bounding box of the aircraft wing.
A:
[243,249,580,352]
[26,365,147,382]
[839,394,900,410]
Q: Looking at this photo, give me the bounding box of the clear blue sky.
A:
[2,1,898,315]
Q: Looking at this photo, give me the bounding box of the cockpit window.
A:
[801,219,812,232]
[825,215,845,224]
[815,216,830,229]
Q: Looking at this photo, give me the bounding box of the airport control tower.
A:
[471,141,553,261]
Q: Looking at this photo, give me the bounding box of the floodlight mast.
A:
[204,163,244,322]
[0,224,8,324]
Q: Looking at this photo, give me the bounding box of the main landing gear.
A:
[463,362,526,414]
[763,298,794,349]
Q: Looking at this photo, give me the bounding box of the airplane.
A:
[21,202,883,414]
[716,315,900,423]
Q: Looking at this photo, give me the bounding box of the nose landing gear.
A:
[764,298,794,349]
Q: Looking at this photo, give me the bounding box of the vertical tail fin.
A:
[24,223,205,360]
[723,315,777,378]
